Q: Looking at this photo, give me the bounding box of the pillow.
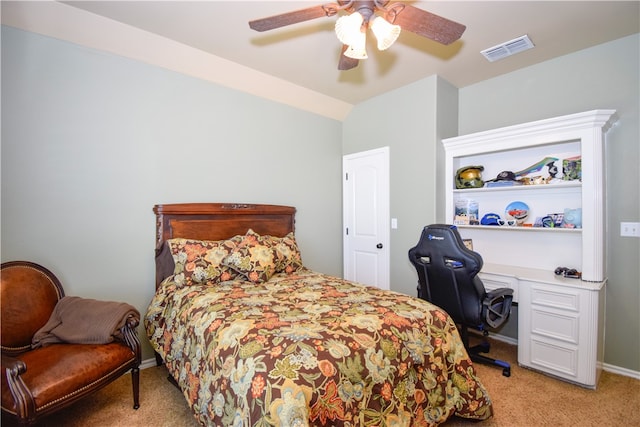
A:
[156,241,176,283]
[167,236,243,286]
[270,232,304,274]
[221,230,279,283]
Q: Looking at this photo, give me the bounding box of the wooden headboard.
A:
[153,203,296,288]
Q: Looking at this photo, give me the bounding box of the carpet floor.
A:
[4,339,639,426]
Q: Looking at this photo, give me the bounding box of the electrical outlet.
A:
[620,222,640,237]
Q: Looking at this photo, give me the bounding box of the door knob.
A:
[376,243,383,249]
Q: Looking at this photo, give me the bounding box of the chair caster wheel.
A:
[502,368,511,377]
[479,342,490,353]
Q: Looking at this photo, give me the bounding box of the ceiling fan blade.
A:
[249,4,337,32]
[338,45,359,70]
[387,4,466,45]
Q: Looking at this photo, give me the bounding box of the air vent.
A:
[481,35,535,62]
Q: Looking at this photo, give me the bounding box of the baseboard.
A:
[602,363,640,380]
[473,333,640,380]
[487,333,518,346]
[140,358,159,370]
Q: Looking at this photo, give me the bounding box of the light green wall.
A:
[342,76,458,297]
[458,34,640,372]
[1,26,344,360]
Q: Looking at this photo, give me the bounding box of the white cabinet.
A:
[518,277,605,387]
[442,110,616,388]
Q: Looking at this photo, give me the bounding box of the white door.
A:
[343,147,390,289]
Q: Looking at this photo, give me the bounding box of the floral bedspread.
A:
[145,269,493,427]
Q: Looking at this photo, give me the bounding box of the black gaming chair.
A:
[408,224,513,377]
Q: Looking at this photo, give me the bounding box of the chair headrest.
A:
[409,224,483,273]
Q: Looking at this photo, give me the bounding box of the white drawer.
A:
[531,307,579,343]
[530,337,579,379]
[530,285,580,312]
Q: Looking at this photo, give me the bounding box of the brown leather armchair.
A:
[1,261,141,425]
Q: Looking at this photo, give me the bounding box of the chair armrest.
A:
[485,287,513,300]
[2,354,26,375]
[2,354,36,420]
[119,314,142,365]
[124,313,140,329]
[482,288,514,329]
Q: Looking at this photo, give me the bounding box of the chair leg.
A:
[154,351,164,367]
[167,373,180,389]
[131,367,140,409]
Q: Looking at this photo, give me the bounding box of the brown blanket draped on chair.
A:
[32,296,140,348]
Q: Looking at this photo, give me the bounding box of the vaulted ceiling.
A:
[3,1,638,119]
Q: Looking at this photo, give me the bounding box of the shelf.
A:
[444,110,616,283]
[452,181,581,194]
[456,225,581,233]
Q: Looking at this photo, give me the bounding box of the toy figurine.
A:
[547,160,558,178]
[563,156,582,181]
[514,156,559,178]
[455,166,484,189]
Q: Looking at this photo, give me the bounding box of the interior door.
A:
[343,147,390,289]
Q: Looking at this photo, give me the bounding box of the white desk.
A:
[479,264,606,389]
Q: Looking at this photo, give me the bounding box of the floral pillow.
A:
[167,237,243,286]
[270,232,304,274]
[221,230,279,283]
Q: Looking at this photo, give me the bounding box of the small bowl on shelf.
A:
[505,201,529,225]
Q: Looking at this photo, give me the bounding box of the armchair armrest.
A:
[482,288,513,328]
[119,314,142,365]
[2,354,36,421]
[2,354,27,376]
[124,312,140,329]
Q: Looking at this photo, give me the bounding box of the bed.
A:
[145,203,493,427]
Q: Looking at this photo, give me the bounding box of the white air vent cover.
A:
[481,35,535,62]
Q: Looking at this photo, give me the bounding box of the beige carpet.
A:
[4,340,639,426]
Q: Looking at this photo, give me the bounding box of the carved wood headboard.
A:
[153,203,296,288]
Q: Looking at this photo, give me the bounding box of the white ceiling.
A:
[3,1,639,111]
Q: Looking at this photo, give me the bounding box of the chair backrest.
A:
[1,261,64,355]
[408,224,486,327]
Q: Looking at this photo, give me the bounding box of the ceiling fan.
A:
[249,0,466,71]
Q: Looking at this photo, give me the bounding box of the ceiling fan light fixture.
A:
[370,15,401,51]
[343,31,368,59]
[249,2,467,70]
[335,12,364,45]
[344,46,368,59]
